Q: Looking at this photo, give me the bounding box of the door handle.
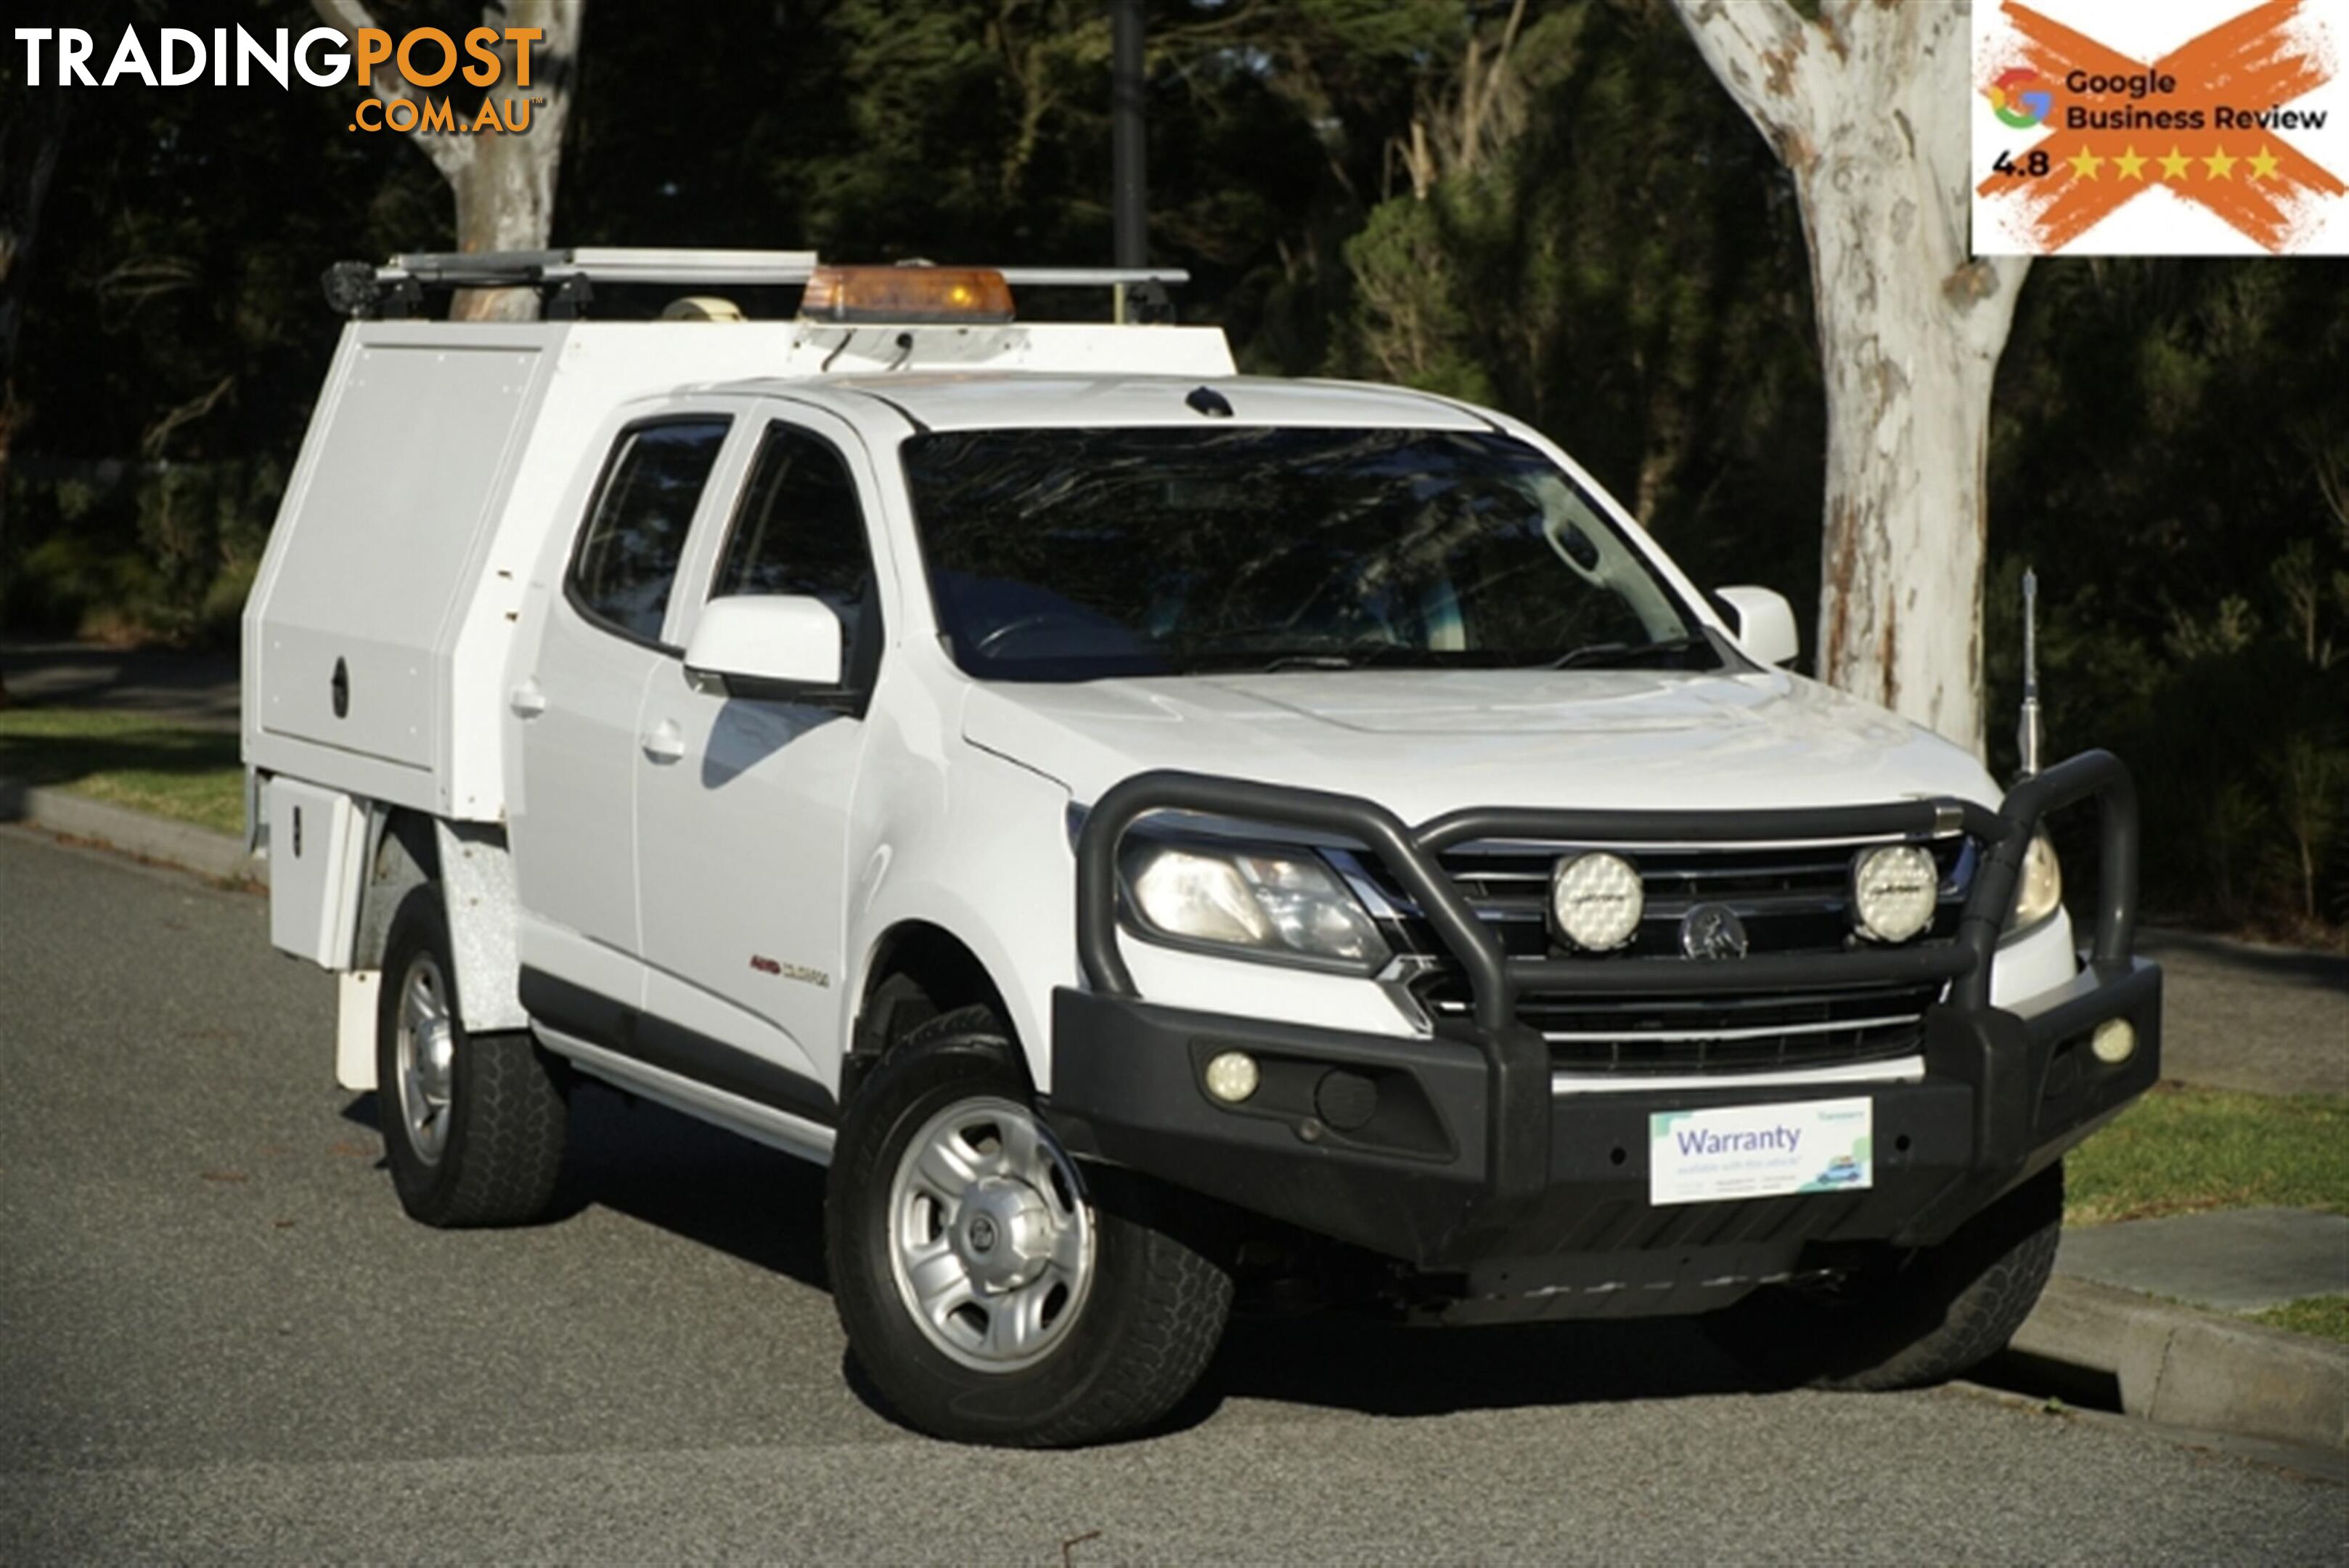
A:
[509,679,547,719]
[640,718,686,763]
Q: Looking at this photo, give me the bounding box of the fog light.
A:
[2091,1018,2137,1065]
[1204,1050,1260,1103]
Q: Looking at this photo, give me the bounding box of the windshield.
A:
[900,425,1716,682]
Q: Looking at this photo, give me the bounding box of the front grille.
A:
[1413,973,1938,1075]
[1336,833,1973,1077]
[1378,837,1974,959]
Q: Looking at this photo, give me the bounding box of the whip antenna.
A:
[2017,567,2041,780]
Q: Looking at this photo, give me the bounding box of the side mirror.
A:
[682,595,843,699]
[1712,586,1800,669]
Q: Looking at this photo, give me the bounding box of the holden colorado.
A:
[242,248,2161,1446]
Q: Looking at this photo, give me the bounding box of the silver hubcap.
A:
[394,955,457,1164]
[886,1095,1095,1371]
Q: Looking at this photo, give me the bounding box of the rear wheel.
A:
[377,884,568,1228]
[1704,1163,2064,1391]
[826,1005,1232,1446]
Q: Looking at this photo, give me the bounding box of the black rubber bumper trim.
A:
[1045,987,1493,1265]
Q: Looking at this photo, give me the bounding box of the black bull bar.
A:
[1062,749,2154,1249]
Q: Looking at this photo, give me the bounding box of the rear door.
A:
[631,404,888,1114]
[510,410,738,1015]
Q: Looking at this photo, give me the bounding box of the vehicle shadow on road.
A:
[345,1081,833,1286]
[550,1082,833,1289]
[1182,1311,1764,1426]
[835,1304,1766,1444]
[412,1084,1770,1434]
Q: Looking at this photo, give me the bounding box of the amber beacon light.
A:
[798,266,1016,324]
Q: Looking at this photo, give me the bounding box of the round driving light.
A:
[1852,844,1939,944]
[2091,1018,2137,1066]
[1551,852,1643,951]
[1203,1050,1260,1103]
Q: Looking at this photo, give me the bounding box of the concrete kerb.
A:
[0,779,267,886]
[2,780,2341,1452]
[2010,1275,2348,1452]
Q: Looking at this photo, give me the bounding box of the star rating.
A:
[2018,138,2324,196]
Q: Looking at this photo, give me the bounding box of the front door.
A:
[632,408,888,1117]
[510,413,735,1010]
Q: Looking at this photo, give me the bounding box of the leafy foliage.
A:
[1989,258,2349,932]
[1333,0,1824,600]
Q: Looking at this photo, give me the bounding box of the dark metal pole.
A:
[1111,0,1145,270]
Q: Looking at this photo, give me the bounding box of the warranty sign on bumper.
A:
[1649,1098,1874,1206]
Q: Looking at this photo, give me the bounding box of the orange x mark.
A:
[1979,0,2346,252]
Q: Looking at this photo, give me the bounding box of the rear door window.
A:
[568,418,732,645]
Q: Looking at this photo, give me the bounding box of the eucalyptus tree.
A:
[311,0,585,320]
[1671,0,2026,751]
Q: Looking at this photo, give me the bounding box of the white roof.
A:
[724,373,1495,433]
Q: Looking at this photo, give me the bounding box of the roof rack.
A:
[320,248,1190,322]
[385,248,822,289]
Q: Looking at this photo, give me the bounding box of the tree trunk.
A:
[314,1,584,322]
[0,71,71,706]
[1670,0,2027,754]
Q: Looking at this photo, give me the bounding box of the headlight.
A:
[1851,844,1939,944]
[2006,830,2063,936]
[1122,840,1392,971]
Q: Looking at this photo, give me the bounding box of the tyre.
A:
[377,883,568,1228]
[825,1005,1233,1446]
[1704,1162,2064,1392]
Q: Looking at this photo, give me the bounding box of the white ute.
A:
[247,249,2162,1445]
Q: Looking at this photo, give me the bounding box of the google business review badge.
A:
[1972,0,2349,255]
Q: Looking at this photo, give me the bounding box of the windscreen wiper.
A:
[1546,636,1705,671]
[1256,642,1417,674]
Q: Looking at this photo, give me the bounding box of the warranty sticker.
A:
[1649,1097,1874,1208]
[1973,0,2349,255]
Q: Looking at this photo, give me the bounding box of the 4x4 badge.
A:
[1679,903,1749,960]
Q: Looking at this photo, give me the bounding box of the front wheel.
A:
[825,1006,1233,1446]
[1704,1162,2064,1392]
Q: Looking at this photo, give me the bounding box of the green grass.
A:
[2065,1083,2349,1226]
[2252,1296,2349,1344]
[0,706,243,836]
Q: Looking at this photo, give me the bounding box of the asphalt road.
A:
[1,830,2340,1563]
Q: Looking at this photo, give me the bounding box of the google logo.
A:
[1987,68,2054,128]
